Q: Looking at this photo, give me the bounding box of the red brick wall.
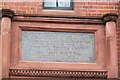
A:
[0,2,118,16]
[0,1,120,77]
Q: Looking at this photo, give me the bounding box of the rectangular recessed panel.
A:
[21,31,95,63]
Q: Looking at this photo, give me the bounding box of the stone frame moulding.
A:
[0,9,118,79]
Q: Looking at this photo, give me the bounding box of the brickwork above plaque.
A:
[21,31,95,63]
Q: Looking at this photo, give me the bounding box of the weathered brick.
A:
[15,2,25,6]
[25,2,36,7]
[20,7,29,11]
[83,5,92,8]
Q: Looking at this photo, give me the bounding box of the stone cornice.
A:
[13,13,118,24]
[0,9,118,24]
[13,15,103,24]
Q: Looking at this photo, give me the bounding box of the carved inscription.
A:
[21,31,95,63]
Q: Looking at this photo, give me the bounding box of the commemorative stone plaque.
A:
[21,31,95,63]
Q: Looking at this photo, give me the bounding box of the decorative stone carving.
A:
[10,69,107,78]
[0,9,14,18]
[102,13,118,23]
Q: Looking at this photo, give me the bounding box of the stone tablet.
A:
[21,31,95,63]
